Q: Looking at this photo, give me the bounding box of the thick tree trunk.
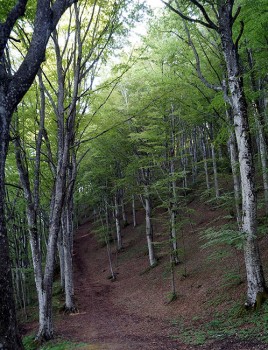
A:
[37,213,62,339]
[0,1,76,345]
[218,2,266,306]
[36,135,69,338]
[37,285,53,341]
[0,106,23,349]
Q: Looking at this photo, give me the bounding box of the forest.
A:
[0,0,268,349]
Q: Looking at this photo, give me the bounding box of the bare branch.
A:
[232,5,241,24]
[0,0,28,57]
[189,0,218,30]
[161,0,218,31]
[235,21,244,48]
[5,183,23,190]
[183,20,222,91]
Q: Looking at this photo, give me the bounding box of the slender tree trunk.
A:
[211,142,220,198]
[169,111,179,264]
[114,192,122,251]
[246,48,268,213]
[254,112,268,213]
[120,190,128,227]
[190,129,198,183]
[62,207,75,312]
[103,211,116,280]
[144,186,157,267]
[132,195,137,227]
[201,134,210,190]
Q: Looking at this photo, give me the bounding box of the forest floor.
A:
[23,196,268,349]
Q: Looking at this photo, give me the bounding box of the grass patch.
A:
[170,300,268,345]
[23,335,88,350]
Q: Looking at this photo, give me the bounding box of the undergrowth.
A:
[23,335,87,350]
[170,300,268,345]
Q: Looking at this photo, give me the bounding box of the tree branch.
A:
[183,20,222,91]
[0,0,28,57]
[189,0,218,30]
[7,0,77,114]
[232,5,241,24]
[235,21,244,48]
[161,0,218,31]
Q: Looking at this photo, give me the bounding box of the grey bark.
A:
[211,142,220,198]
[218,1,266,306]
[169,110,179,264]
[226,107,241,225]
[132,195,137,227]
[0,0,76,346]
[144,186,157,267]
[201,133,210,190]
[114,192,123,251]
[247,48,268,214]
[164,0,267,306]
[139,168,157,267]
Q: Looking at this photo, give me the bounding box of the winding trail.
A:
[55,209,268,350]
[56,220,184,350]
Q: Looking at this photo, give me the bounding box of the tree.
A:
[0,0,77,348]
[162,0,267,307]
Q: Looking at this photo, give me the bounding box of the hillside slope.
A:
[54,198,268,349]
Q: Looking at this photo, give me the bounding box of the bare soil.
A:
[28,198,268,349]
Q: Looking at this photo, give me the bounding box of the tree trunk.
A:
[201,133,210,190]
[144,186,157,267]
[114,192,122,251]
[57,228,65,289]
[218,2,266,306]
[190,129,198,183]
[0,106,23,349]
[62,205,76,312]
[120,190,128,227]
[254,111,268,213]
[169,112,179,264]
[211,142,220,198]
[246,48,268,213]
[226,107,241,225]
[132,195,137,227]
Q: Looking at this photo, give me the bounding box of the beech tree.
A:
[0,0,78,348]
[9,0,145,340]
[162,0,267,307]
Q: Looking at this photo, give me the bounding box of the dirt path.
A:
[55,210,268,350]
[56,221,186,350]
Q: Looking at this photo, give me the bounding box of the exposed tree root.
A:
[60,304,79,314]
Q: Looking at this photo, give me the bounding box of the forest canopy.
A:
[0,0,268,349]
